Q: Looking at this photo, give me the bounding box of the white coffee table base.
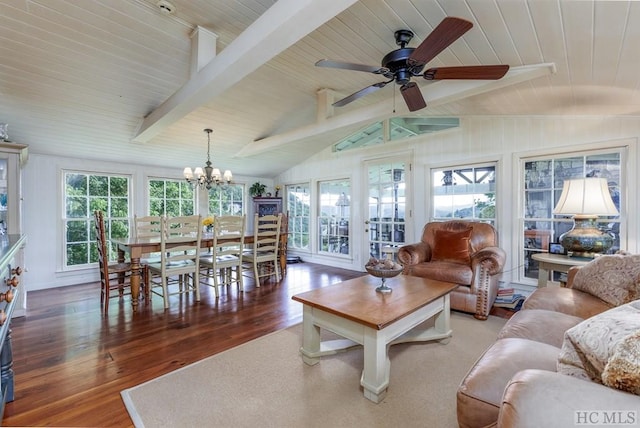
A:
[299,294,451,403]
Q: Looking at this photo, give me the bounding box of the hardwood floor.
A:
[3,263,512,426]
[3,263,362,426]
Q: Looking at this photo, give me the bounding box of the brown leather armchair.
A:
[398,220,506,320]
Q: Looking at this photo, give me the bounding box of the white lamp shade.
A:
[223,170,232,181]
[183,167,193,179]
[553,178,619,216]
[193,167,204,177]
[211,168,221,179]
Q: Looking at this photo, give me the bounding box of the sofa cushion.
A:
[498,309,584,348]
[571,254,640,306]
[431,227,472,265]
[557,300,640,383]
[457,338,559,428]
[602,330,640,395]
[522,286,612,319]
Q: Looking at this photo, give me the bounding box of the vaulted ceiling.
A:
[2,0,640,178]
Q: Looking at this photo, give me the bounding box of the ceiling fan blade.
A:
[409,17,473,66]
[315,59,388,75]
[333,81,390,107]
[400,82,427,112]
[423,65,510,80]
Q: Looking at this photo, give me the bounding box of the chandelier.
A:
[183,128,232,189]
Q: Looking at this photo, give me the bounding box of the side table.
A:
[531,253,590,288]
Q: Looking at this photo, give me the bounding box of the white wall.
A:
[277,115,640,290]
[23,154,272,291]
[22,115,640,294]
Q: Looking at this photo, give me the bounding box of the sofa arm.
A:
[470,246,506,276]
[498,369,640,428]
[398,242,431,271]
[565,265,582,288]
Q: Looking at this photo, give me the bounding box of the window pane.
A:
[286,184,310,250]
[318,180,350,255]
[521,150,622,282]
[148,179,195,217]
[432,164,496,225]
[208,184,245,216]
[64,171,131,268]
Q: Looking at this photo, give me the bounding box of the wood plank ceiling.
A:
[1,0,639,178]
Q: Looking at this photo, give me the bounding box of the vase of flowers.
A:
[203,216,214,232]
[275,185,281,197]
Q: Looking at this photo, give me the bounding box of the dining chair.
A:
[278,212,289,275]
[133,214,163,298]
[200,215,245,297]
[94,210,149,313]
[148,215,202,309]
[242,213,282,286]
[133,215,163,239]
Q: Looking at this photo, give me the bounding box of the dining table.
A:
[112,232,292,311]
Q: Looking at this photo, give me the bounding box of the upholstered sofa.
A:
[456,253,640,428]
[398,220,506,320]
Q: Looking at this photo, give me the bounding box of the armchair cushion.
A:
[557,300,640,384]
[571,254,640,306]
[431,227,472,265]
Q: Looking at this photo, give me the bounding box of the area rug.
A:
[121,312,506,428]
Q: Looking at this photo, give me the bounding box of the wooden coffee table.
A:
[292,274,458,403]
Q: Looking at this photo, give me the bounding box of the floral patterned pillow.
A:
[572,254,640,306]
[557,300,640,385]
[602,330,640,395]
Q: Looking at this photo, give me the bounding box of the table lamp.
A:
[553,177,619,258]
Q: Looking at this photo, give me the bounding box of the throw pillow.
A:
[431,227,472,265]
[571,254,640,306]
[602,330,640,395]
[557,300,640,384]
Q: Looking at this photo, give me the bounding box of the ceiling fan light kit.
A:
[316,17,510,112]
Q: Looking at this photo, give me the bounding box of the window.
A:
[521,150,622,282]
[432,164,497,225]
[318,180,350,255]
[64,172,130,267]
[286,183,310,250]
[208,184,244,216]
[333,117,460,152]
[148,179,194,216]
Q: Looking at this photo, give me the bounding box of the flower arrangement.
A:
[203,216,214,231]
[275,185,281,197]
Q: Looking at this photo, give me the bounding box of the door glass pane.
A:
[367,162,406,259]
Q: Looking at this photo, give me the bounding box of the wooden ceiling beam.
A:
[132,0,358,143]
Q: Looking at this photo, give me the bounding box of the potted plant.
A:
[249,182,266,197]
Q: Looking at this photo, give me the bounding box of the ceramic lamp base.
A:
[560,215,613,258]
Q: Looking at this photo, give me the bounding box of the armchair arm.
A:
[498,369,640,428]
[398,242,431,271]
[470,246,506,276]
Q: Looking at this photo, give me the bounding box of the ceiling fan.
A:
[316,17,510,112]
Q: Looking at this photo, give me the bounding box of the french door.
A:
[363,157,410,260]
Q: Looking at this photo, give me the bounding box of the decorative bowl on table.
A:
[365,258,403,293]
